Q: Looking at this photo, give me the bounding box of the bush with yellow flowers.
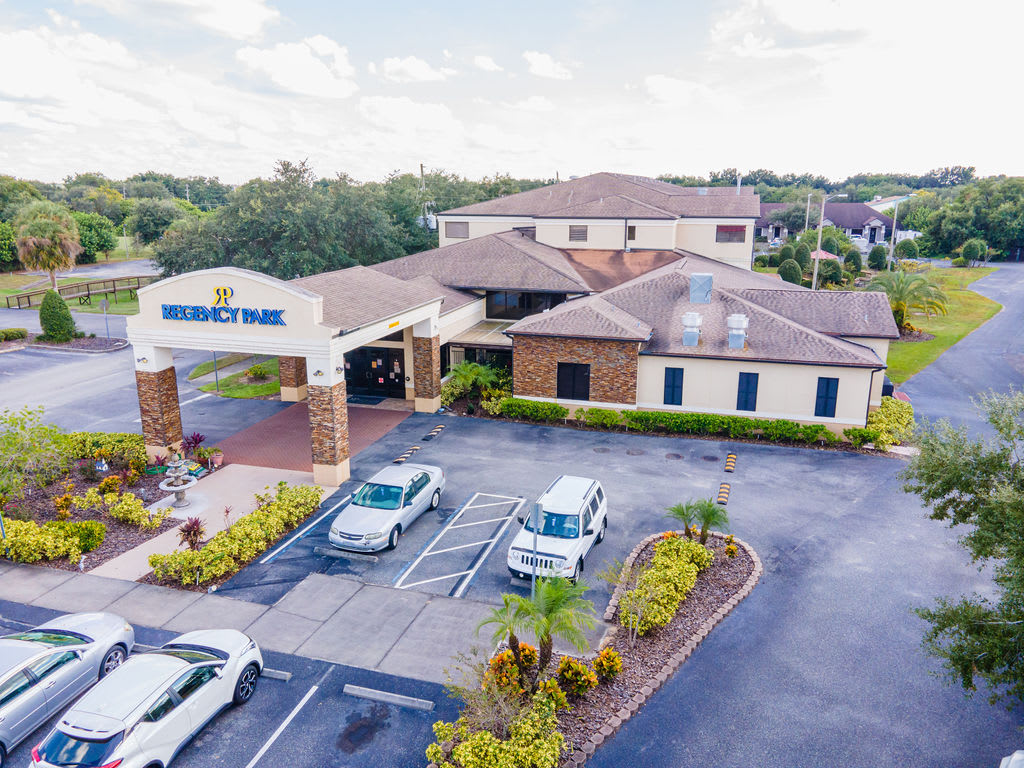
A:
[592,646,623,682]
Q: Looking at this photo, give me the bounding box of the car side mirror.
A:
[516,513,525,524]
[213,667,224,679]
[585,528,595,536]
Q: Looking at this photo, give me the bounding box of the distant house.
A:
[866,194,912,213]
[756,203,893,245]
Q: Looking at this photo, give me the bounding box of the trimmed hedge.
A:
[1,328,28,341]
[2,519,106,564]
[499,398,569,422]
[64,432,147,472]
[39,290,76,342]
[149,482,321,586]
[866,396,914,450]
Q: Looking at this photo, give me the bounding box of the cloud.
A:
[643,75,714,105]
[357,96,463,135]
[376,56,454,83]
[236,35,358,98]
[75,0,280,40]
[502,95,555,112]
[522,50,572,80]
[473,55,503,72]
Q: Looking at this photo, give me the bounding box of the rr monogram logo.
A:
[213,287,233,307]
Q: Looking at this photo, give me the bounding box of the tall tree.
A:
[0,175,44,221]
[903,391,1024,706]
[71,211,118,263]
[13,201,82,287]
[768,203,810,234]
[127,198,182,244]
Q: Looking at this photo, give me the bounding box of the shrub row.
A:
[619,536,714,636]
[498,398,569,422]
[148,482,321,586]
[71,488,168,530]
[2,519,106,564]
[64,432,148,472]
[866,396,915,451]
[0,328,28,341]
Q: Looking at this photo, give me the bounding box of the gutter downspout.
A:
[624,218,629,251]
[865,366,884,426]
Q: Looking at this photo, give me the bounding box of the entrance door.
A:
[345,347,405,398]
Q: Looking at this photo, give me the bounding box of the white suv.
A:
[507,476,608,582]
[30,629,262,768]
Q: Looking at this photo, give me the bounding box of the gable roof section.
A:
[537,194,676,219]
[505,296,653,342]
[441,172,760,219]
[561,249,683,292]
[370,231,591,293]
[735,288,899,339]
[757,202,893,229]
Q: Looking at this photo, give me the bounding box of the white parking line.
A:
[448,515,516,529]
[243,683,319,768]
[461,500,520,510]
[260,494,351,564]
[452,499,522,598]
[399,569,474,589]
[424,539,495,557]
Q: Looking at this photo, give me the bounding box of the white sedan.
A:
[329,463,445,552]
[30,629,262,768]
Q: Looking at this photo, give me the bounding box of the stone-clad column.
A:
[307,361,350,485]
[412,317,441,413]
[133,345,183,460]
[279,356,308,402]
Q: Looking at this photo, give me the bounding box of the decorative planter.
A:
[145,466,168,475]
[211,453,224,467]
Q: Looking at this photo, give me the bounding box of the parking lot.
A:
[0,602,456,768]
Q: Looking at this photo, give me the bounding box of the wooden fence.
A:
[5,275,158,309]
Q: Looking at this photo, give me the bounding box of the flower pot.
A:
[211,453,224,467]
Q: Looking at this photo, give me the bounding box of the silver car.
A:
[329,463,445,551]
[0,612,134,767]
[30,629,262,768]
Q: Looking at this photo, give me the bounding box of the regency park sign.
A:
[161,286,286,327]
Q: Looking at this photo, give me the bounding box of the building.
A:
[756,202,893,244]
[866,194,912,213]
[125,172,896,486]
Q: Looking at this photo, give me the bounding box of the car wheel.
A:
[233,663,260,705]
[596,518,607,544]
[429,489,441,510]
[572,558,583,582]
[386,525,400,551]
[0,743,6,768]
[99,644,127,678]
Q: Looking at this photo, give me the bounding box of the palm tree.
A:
[13,201,82,288]
[665,500,701,538]
[449,360,498,411]
[693,498,729,544]
[477,594,531,687]
[867,270,948,329]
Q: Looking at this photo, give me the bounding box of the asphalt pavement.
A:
[901,261,1024,436]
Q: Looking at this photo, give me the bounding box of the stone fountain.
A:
[159,458,198,508]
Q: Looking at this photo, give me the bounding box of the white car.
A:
[848,235,870,251]
[30,629,262,768]
[507,475,608,582]
[329,463,445,552]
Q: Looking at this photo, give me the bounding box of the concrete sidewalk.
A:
[89,464,332,581]
[0,564,496,684]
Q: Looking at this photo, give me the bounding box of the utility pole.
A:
[804,192,812,232]
[812,193,846,290]
[185,183,190,203]
[886,201,900,271]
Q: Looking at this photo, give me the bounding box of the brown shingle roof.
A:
[758,202,893,230]
[561,249,683,291]
[291,266,443,332]
[537,194,675,219]
[369,231,591,293]
[441,172,760,219]
[505,296,653,342]
[735,288,899,339]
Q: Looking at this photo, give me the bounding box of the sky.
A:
[0,0,1020,185]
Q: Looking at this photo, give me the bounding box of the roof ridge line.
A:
[496,231,591,291]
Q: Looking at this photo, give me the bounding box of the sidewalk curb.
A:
[28,339,130,354]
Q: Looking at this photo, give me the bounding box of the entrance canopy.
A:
[126,266,446,485]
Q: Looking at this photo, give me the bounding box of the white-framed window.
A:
[569,225,588,242]
[445,221,469,239]
[627,225,637,241]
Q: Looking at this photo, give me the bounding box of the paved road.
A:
[901,262,1024,435]
[22,258,159,280]
[0,307,288,443]
[0,602,455,768]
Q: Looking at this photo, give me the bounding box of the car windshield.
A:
[2,630,88,647]
[150,646,223,663]
[38,729,123,767]
[525,511,580,539]
[352,482,403,510]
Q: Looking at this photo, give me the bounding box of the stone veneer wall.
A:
[512,336,640,405]
[135,367,183,448]
[412,335,442,399]
[279,356,307,388]
[307,380,349,465]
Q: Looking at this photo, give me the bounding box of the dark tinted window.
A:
[172,666,218,701]
[3,631,88,647]
[485,291,565,320]
[38,729,124,767]
[716,225,746,243]
[737,372,759,412]
[556,363,590,401]
[664,368,683,406]
[815,377,839,418]
[595,486,605,503]
[145,692,176,722]
[0,671,32,706]
[27,651,78,681]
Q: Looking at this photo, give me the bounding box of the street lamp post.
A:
[812,193,847,290]
[804,192,813,232]
[886,201,901,271]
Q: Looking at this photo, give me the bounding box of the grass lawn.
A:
[101,236,154,262]
[200,357,280,398]
[885,266,1001,383]
[753,265,779,274]
[188,353,254,380]
[71,289,140,315]
[0,273,43,296]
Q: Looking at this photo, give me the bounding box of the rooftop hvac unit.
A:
[689,273,713,304]
[682,311,702,347]
[727,313,749,350]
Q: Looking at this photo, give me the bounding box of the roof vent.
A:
[697,187,708,196]
[682,311,702,347]
[689,273,713,304]
[727,313,749,350]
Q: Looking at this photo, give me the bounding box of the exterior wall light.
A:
[136,357,148,364]
[335,366,344,374]
[313,370,324,377]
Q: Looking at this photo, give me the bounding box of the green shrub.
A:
[822,236,839,255]
[868,244,887,270]
[592,646,622,682]
[575,407,622,429]
[951,256,968,267]
[866,396,915,451]
[38,290,76,342]
[2,519,105,564]
[844,250,862,274]
[895,239,919,260]
[961,237,987,264]
[817,258,843,285]
[843,427,881,448]
[426,691,563,768]
[441,378,468,407]
[724,416,758,439]
[499,398,568,422]
[479,397,505,415]
[753,255,769,268]
[148,482,321,585]
[798,423,837,444]
[794,243,811,272]
[64,432,147,472]
[761,419,801,442]
[778,259,802,285]
[775,244,795,267]
[618,535,711,636]
[555,656,598,697]
[245,363,269,380]
[0,328,28,341]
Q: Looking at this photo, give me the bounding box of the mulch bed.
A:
[555,537,753,763]
[31,336,128,352]
[899,328,936,342]
[6,466,178,570]
[0,339,28,354]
